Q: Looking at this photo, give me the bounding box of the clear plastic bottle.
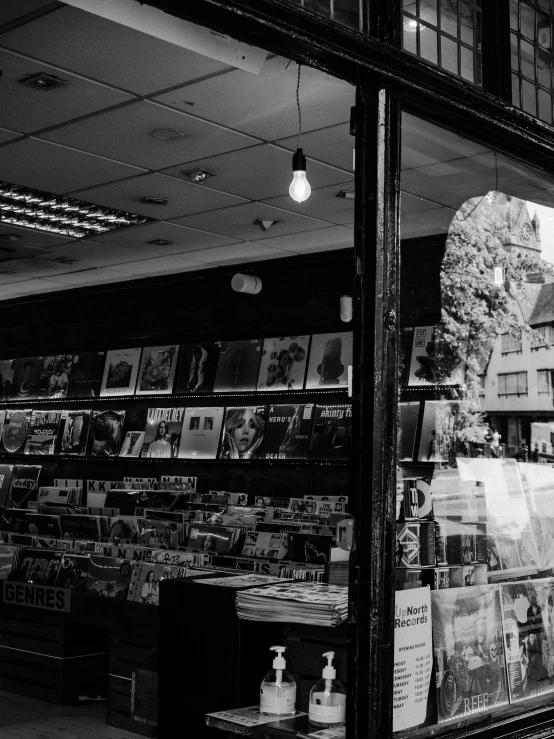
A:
[259,646,297,717]
[308,651,347,727]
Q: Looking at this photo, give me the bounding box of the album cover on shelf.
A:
[127,561,203,605]
[257,336,310,391]
[407,326,463,387]
[6,465,41,508]
[24,410,62,455]
[186,524,240,553]
[288,533,333,564]
[107,516,142,543]
[85,555,135,598]
[38,354,73,399]
[308,405,352,461]
[141,407,184,459]
[417,401,471,463]
[137,518,181,549]
[120,431,145,458]
[213,339,263,392]
[100,347,141,397]
[398,401,420,462]
[0,410,32,455]
[175,342,221,394]
[0,545,19,580]
[241,531,289,559]
[55,410,91,456]
[15,549,64,586]
[55,554,90,591]
[304,332,353,389]
[136,345,180,395]
[88,410,126,457]
[178,407,224,460]
[59,515,109,542]
[432,584,508,722]
[67,352,106,398]
[10,357,44,400]
[0,464,14,508]
[218,406,267,460]
[262,404,314,460]
[0,359,14,402]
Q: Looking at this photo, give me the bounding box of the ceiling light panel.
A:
[0,181,151,238]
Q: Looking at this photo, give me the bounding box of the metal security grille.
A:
[510,0,554,124]
[293,0,362,31]
[402,0,482,84]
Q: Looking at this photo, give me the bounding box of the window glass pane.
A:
[510,0,519,29]
[421,0,438,26]
[538,87,553,123]
[522,77,538,114]
[398,113,554,735]
[520,1,537,40]
[460,1,474,44]
[404,25,419,53]
[421,27,439,63]
[537,53,551,88]
[520,39,536,79]
[290,0,361,32]
[460,45,475,81]
[441,35,459,74]
[440,0,459,36]
[512,73,521,106]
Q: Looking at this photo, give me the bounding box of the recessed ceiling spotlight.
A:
[141,197,169,206]
[150,128,187,141]
[147,239,174,246]
[0,233,22,242]
[336,190,355,199]
[254,219,278,232]
[181,169,215,184]
[20,72,67,90]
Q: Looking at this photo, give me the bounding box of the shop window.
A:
[402,0,482,84]
[537,368,551,393]
[510,0,554,124]
[293,0,362,31]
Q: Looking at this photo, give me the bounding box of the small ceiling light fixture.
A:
[336,190,355,200]
[20,72,67,90]
[181,168,215,184]
[289,64,311,204]
[254,218,278,232]
[150,128,187,141]
[231,272,262,295]
[141,197,169,205]
[147,239,174,246]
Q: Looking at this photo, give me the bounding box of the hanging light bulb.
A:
[289,148,311,203]
[289,63,311,203]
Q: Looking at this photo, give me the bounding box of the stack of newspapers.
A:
[236,581,348,626]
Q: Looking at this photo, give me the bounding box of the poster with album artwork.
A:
[308,405,352,461]
[100,348,141,397]
[213,340,263,392]
[55,410,91,456]
[38,354,73,399]
[136,345,179,395]
[257,336,310,391]
[219,406,267,460]
[120,431,145,458]
[67,352,106,398]
[24,410,62,455]
[305,332,353,389]
[178,407,224,460]
[398,401,420,462]
[141,407,184,459]
[262,404,314,460]
[174,342,221,394]
[88,410,126,457]
[0,410,32,455]
[408,326,463,387]
[10,357,43,400]
[0,359,14,402]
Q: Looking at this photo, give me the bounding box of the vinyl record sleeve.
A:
[60,515,108,542]
[55,409,92,456]
[219,406,267,460]
[257,336,310,391]
[55,554,90,591]
[305,332,353,389]
[24,410,62,455]
[136,345,179,395]
[127,561,201,605]
[119,431,145,458]
[0,359,14,402]
[141,407,184,459]
[67,352,106,398]
[10,357,44,400]
[6,465,41,508]
[0,409,32,455]
[37,354,73,399]
[432,585,508,722]
[408,326,464,387]
[262,404,314,460]
[15,549,63,586]
[398,401,420,462]
[178,407,224,460]
[213,339,263,392]
[174,342,221,394]
[85,555,135,598]
[0,464,14,508]
[418,401,471,463]
[100,347,141,397]
[88,410,126,457]
[308,405,352,461]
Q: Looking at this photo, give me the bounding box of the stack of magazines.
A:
[236,581,348,626]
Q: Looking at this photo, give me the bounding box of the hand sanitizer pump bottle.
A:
[259,646,297,717]
[308,651,347,727]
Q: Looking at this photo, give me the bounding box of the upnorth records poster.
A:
[398,401,420,462]
[10,357,43,400]
[218,406,267,460]
[174,342,221,394]
[88,410,126,457]
[141,407,184,459]
[500,579,554,703]
[393,587,433,731]
[0,359,14,402]
[408,326,463,387]
[67,352,106,398]
[55,410,92,456]
[136,345,179,395]
[0,410,32,454]
[213,340,263,392]
[263,404,314,460]
[100,348,141,397]
[305,332,353,389]
[24,410,62,455]
[432,585,508,723]
[38,354,73,399]
[257,336,310,391]
[308,405,352,461]
[177,407,224,460]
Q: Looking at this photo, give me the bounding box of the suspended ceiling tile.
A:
[0,137,146,193]
[276,123,354,171]
[400,208,456,239]
[262,183,355,226]
[0,5,231,95]
[183,241,290,265]
[0,223,77,249]
[0,48,133,134]
[171,201,330,241]
[0,277,69,293]
[87,221,238,255]
[401,192,445,215]
[162,144,352,201]
[40,100,258,170]
[37,241,160,268]
[254,225,353,252]
[0,256,81,280]
[0,0,57,29]
[153,56,354,141]
[72,173,246,219]
[401,165,494,211]
[0,126,22,144]
[108,255,204,276]
[48,267,139,285]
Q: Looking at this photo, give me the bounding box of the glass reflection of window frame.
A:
[510,0,554,124]
[402,0,483,84]
[293,0,363,31]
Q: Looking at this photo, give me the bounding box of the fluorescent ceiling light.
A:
[63,0,268,74]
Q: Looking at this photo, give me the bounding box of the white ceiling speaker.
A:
[231,273,262,295]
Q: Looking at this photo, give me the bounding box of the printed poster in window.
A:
[305,332,353,389]
[408,326,463,387]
